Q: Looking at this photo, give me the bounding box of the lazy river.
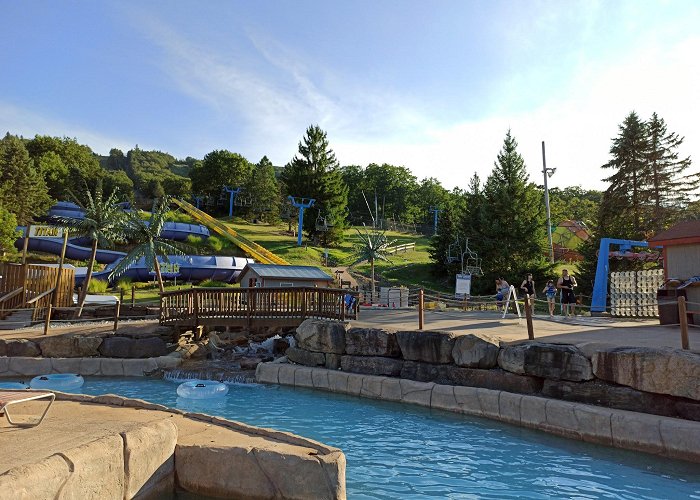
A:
[56,377,699,499]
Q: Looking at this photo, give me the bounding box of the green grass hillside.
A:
[227,220,447,291]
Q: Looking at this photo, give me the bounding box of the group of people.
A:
[496,269,578,318]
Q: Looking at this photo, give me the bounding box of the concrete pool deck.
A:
[0,393,346,499]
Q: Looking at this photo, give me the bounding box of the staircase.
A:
[0,309,34,330]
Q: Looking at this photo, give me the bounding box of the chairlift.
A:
[315,213,329,232]
[234,194,253,207]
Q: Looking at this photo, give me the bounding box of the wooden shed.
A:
[648,220,700,320]
[237,264,334,289]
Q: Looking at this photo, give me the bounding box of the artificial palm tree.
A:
[351,226,395,303]
[55,186,127,317]
[109,196,187,293]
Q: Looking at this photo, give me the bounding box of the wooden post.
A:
[418,289,424,330]
[43,303,52,336]
[131,285,135,307]
[193,289,200,330]
[113,299,121,332]
[51,231,69,308]
[679,296,689,350]
[525,294,535,340]
[21,226,30,304]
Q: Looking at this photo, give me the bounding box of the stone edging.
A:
[0,355,182,377]
[256,362,700,464]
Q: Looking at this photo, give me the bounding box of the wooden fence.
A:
[0,263,74,320]
[160,287,358,329]
[386,243,416,254]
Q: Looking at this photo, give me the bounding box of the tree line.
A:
[1,111,697,302]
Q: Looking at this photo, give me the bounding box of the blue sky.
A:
[2,1,699,191]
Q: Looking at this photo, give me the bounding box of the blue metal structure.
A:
[429,207,441,235]
[223,187,242,217]
[590,238,650,314]
[288,196,315,246]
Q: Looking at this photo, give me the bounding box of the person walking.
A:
[542,280,557,318]
[557,269,577,317]
[520,273,536,314]
[495,278,510,311]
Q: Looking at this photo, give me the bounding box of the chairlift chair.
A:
[315,213,329,232]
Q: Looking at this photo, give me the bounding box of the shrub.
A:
[198,279,230,288]
[115,278,133,291]
[87,279,109,293]
[207,235,224,253]
[186,235,203,247]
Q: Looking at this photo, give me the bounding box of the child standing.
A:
[542,280,557,318]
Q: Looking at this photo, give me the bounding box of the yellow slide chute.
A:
[172,198,290,265]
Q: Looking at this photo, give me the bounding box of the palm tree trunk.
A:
[154,258,165,293]
[370,258,375,304]
[76,239,98,318]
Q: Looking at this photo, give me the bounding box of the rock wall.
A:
[257,362,700,464]
[0,333,170,359]
[288,319,700,421]
[0,355,182,377]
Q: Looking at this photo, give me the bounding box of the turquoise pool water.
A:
[42,378,700,498]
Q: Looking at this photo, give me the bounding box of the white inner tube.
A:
[30,374,85,391]
[0,382,29,390]
[176,380,229,399]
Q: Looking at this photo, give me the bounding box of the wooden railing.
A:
[386,243,415,254]
[0,288,24,320]
[160,287,359,328]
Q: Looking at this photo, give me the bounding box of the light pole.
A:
[541,141,556,264]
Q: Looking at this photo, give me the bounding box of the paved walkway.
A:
[1,310,698,353]
[353,308,700,352]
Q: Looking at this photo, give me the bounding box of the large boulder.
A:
[396,330,456,364]
[400,361,543,394]
[286,347,326,367]
[345,328,401,357]
[541,379,700,421]
[295,319,347,354]
[39,335,103,358]
[340,355,404,377]
[452,333,500,368]
[592,347,700,401]
[0,339,41,357]
[98,336,169,358]
[498,342,593,381]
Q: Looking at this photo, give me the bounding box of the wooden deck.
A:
[160,287,358,329]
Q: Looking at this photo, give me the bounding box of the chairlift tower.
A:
[223,186,242,217]
[429,207,441,235]
[288,196,315,246]
[193,195,205,209]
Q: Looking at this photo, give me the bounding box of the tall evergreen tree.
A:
[479,131,549,286]
[0,133,52,224]
[281,125,348,244]
[246,156,281,223]
[190,150,253,200]
[645,112,697,230]
[599,111,650,239]
[429,203,460,277]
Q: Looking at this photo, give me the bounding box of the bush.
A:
[115,278,133,291]
[186,235,203,247]
[207,235,224,253]
[87,279,109,293]
[198,279,230,288]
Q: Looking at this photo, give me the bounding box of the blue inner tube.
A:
[30,374,85,391]
[0,382,29,389]
[176,380,229,399]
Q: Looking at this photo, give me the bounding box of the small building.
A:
[237,264,334,289]
[648,220,700,322]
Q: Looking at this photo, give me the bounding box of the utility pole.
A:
[541,141,556,264]
[288,196,315,246]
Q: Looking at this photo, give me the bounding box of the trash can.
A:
[657,282,686,325]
